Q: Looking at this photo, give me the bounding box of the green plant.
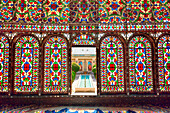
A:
[72,71,76,83]
[71,62,80,83]
[72,62,80,73]
[92,65,97,79]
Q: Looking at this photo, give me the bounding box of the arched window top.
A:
[21,42,33,48]
[16,36,39,48]
[45,37,67,48]
[101,36,123,48]
[134,42,146,48]
[51,43,61,49]
[0,36,9,48]
[73,34,95,45]
[158,35,170,49]
[106,42,117,48]
[129,36,151,49]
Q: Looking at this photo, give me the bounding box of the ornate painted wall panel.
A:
[72,35,95,45]
[100,36,124,93]
[44,37,67,93]
[158,35,170,92]
[14,36,39,93]
[0,36,9,92]
[129,36,153,92]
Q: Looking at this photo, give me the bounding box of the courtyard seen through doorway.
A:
[71,47,97,95]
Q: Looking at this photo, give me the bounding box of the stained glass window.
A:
[100,36,124,93]
[44,37,67,93]
[0,0,14,22]
[98,0,126,23]
[0,36,9,92]
[73,35,95,45]
[43,0,70,23]
[129,36,153,92]
[88,61,92,71]
[158,35,170,92]
[79,61,83,71]
[14,36,39,93]
[70,0,98,23]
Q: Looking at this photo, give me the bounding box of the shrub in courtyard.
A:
[72,71,76,83]
[92,65,97,79]
[72,62,80,73]
[72,62,80,82]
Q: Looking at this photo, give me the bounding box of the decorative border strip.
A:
[0,23,169,32]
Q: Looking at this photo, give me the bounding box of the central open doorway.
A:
[71,47,97,95]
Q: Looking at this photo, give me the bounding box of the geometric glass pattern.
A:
[0,36,9,92]
[44,37,67,93]
[129,36,153,92]
[43,0,70,23]
[0,0,169,23]
[73,34,95,45]
[98,0,126,23]
[107,42,118,86]
[21,42,33,86]
[158,35,170,92]
[0,0,14,22]
[70,0,98,23]
[100,36,124,93]
[14,36,39,92]
[88,61,92,71]
[79,61,83,71]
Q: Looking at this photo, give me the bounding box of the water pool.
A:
[79,75,92,88]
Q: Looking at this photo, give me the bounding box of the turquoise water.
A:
[79,75,92,88]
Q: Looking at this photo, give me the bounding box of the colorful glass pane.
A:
[153,0,170,23]
[50,43,61,86]
[135,42,147,86]
[129,36,153,92]
[21,42,33,86]
[0,0,14,22]
[158,35,170,92]
[107,42,118,86]
[98,0,126,23]
[14,36,39,92]
[100,36,124,92]
[0,0,169,23]
[43,0,70,23]
[44,37,67,93]
[0,36,9,92]
[70,0,98,23]
[13,0,44,23]
[73,35,95,45]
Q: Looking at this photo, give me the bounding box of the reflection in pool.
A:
[79,75,92,88]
